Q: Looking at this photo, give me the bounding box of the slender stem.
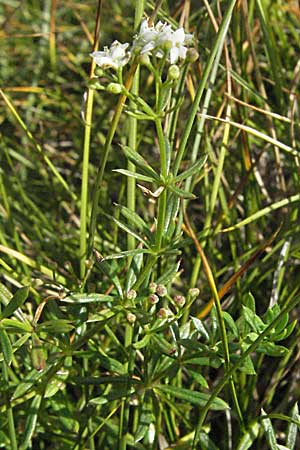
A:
[79,0,103,279]
[2,362,17,450]
[120,4,144,450]
[88,62,138,258]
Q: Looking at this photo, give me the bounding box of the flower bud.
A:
[94,67,104,77]
[126,289,137,300]
[127,312,136,323]
[188,287,200,300]
[157,308,171,319]
[186,48,199,63]
[149,282,157,294]
[138,54,151,67]
[174,295,186,307]
[156,284,167,297]
[88,78,105,90]
[106,82,122,94]
[149,294,159,304]
[167,64,180,80]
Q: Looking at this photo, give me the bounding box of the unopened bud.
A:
[186,48,199,63]
[156,284,167,297]
[149,294,159,304]
[188,288,200,300]
[107,82,122,94]
[167,65,180,80]
[127,312,136,323]
[157,308,171,319]
[88,78,105,90]
[149,282,157,294]
[174,295,186,307]
[126,289,137,300]
[138,54,151,67]
[94,67,104,77]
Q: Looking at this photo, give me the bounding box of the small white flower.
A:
[132,19,157,56]
[132,19,193,64]
[90,41,131,70]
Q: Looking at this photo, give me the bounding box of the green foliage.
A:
[1,0,300,449]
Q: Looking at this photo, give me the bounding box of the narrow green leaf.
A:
[168,184,196,199]
[261,408,278,450]
[237,422,260,450]
[94,253,123,298]
[223,194,300,232]
[114,168,155,183]
[1,286,29,319]
[286,403,299,450]
[103,248,151,261]
[0,327,13,365]
[105,214,149,247]
[188,370,209,388]
[36,320,74,333]
[121,145,159,180]
[61,293,114,304]
[1,318,33,333]
[173,155,207,183]
[155,385,229,410]
[19,394,42,450]
[115,203,153,240]
[257,342,288,357]
[133,334,151,350]
[156,260,181,285]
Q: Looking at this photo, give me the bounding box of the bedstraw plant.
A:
[1,0,300,449]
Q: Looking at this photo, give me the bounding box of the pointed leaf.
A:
[173,155,207,183]
[19,395,42,450]
[121,145,159,180]
[1,318,33,333]
[286,403,299,450]
[261,408,278,450]
[155,385,229,410]
[237,422,260,450]
[168,184,196,199]
[114,169,155,183]
[115,204,153,241]
[0,327,13,365]
[1,286,29,319]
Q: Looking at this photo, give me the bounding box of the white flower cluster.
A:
[90,19,193,70]
[132,20,193,64]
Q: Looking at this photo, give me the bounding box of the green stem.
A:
[2,362,17,450]
[88,62,138,258]
[80,88,95,279]
[79,0,103,279]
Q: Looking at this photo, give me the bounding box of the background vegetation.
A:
[1,0,300,449]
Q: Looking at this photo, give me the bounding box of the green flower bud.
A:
[138,53,151,67]
[88,77,105,90]
[188,287,200,300]
[94,67,104,77]
[186,48,199,63]
[126,289,137,300]
[167,64,180,80]
[127,312,136,323]
[149,282,157,294]
[107,82,122,94]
